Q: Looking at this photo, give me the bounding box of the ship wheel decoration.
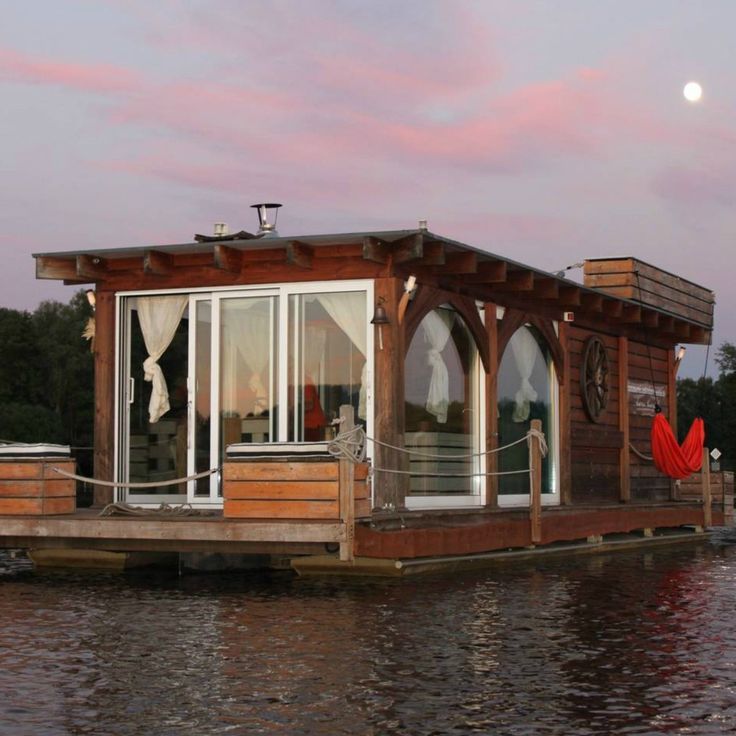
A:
[581,336,610,423]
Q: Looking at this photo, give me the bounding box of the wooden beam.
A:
[492,269,535,292]
[534,278,559,299]
[35,256,84,282]
[602,299,623,318]
[559,322,572,505]
[214,244,243,273]
[76,254,107,281]
[674,323,691,342]
[642,310,659,328]
[559,285,581,307]
[580,292,603,311]
[421,241,445,266]
[619,336,630,503]
[621,304,641,323]
[93,290,116,507]
[436,251,477,275]
[393,233,424,264]
[485,302,499,509]
[362,236,390,264]
[144,249,173,276]
[286,240,314,269]
[659,315,675,334]
[466,260,507,284]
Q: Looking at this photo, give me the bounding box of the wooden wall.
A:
[627,340,672,502]
[567,326,622,504]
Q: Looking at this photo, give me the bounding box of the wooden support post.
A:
[668,347,679,501]
[485,303,499,508]
[559,322,572,505]
[372,278,407,511]
[530,418,543,545]
[619,336,631,503]
[93,290,116,507]
[338,405,355,562]
[702,447,712,529]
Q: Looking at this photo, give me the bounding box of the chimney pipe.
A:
[251,203,282,238]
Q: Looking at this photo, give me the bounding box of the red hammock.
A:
[650,413,705,480]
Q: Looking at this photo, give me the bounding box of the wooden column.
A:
[372,277,407,510]
[668,348,679,501]
[484,303,499,508]
[93,289,116,508]
[338,405,355,562]
[618,336,631,503]
[558,322,572,505]
[530,418,543,544]
[702,447,712,529]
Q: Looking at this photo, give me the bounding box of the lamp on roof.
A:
[251,203,282,238]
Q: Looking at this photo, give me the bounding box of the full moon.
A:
[683,81,703,102]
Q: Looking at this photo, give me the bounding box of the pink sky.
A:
[1,1,735,378]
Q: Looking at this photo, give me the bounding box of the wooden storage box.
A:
[0,459,76,515]
[583,257,714,330]
[223,459,370,520]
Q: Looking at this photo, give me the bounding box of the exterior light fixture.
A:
[86,289,96,310]
[251,203,282,238]
[371,296,390,350]
[675,345,687,363]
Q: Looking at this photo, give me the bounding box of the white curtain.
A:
[509,327,539,423]
[137,295,188,423]
[223,299,272,414]
[313,292,368,419]
[421,309,455,423]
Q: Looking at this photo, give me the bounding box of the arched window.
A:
[497,325,558,505]
[404,305,483,507]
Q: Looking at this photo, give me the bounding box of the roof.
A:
[33,227,713,344]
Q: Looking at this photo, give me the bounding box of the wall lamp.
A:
[371,296,390,350]
[675,345,687,364]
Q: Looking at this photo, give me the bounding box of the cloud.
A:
[653,164,736,208]
[0,47,140,93]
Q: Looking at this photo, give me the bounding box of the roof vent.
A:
[251,203,282,238]
[213,222,228,237]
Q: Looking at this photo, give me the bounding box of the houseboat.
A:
[0,204,728,575]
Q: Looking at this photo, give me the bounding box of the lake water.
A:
[2,532,736,735]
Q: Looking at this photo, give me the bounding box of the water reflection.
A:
[1,534,736,735]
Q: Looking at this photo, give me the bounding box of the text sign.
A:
[628,380,666,417]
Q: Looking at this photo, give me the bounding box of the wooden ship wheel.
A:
[581,336,609,422]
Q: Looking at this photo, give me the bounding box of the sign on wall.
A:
[628,380,666,416]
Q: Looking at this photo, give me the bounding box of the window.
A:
[497,325,558,505]
[404,305,482,506]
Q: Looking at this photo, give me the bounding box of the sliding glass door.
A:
[118,282,371,506]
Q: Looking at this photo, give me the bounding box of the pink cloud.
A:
[0,47,140,93]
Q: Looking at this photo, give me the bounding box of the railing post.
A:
[530,418,543,545]
[338,405,355,561]
[702,446,712,529]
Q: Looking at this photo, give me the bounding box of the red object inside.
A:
[650,413,705,480]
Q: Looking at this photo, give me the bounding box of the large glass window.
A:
[497,325,557,502]
[288,292,367,442]
[404,306,481,502]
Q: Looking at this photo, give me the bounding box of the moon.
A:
[683,81,703,102]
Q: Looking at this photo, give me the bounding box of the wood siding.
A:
[628,340,672,501]
[568,326,621,503]
[0,460,76,515]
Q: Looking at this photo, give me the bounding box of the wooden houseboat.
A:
[0,205,727,574]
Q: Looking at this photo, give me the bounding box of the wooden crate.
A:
[0,459,76,515]
[583,257,714,329]
[223,459,370,520]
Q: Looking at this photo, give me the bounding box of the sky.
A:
[1,0,735,378]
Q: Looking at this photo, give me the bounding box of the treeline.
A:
[678,343,736,470]
[0,291,94,458]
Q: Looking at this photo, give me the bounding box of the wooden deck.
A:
[0,508,344,555]
[0,501,724,561]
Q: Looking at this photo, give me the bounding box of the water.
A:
[2,534,736,736]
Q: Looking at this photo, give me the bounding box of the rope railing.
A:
[51,466,218,489]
